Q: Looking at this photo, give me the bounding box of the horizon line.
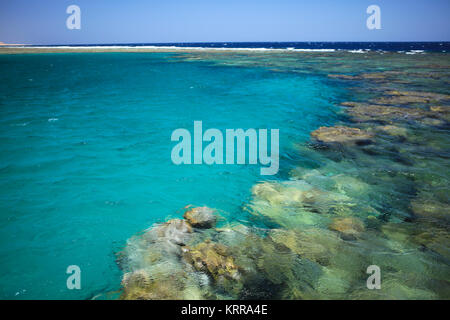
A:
[15,40,450,46]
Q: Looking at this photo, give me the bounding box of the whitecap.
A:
[406,50,426,55]
[348,49,367,53]
[23,45,337,53]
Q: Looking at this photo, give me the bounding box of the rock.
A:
[183,240,240,281]
[417,117,446,126]
[118,215,215,300]
[236,232,322,299]
[343,94,450,125]
[381,222,414,246]
[375,125,408,137]
[331,174,371,198]
[387,90,450,102]
[248,180,355,229]
[381,221,450,260]
[346,103,431,123]
[253,180,352,209]
[118,218,195,277]
[329,72,399,83]
[329,217,365,240]
[151,218,193,246]
[269,228,342,266]
[351,277,439,300]
[184,206,217,228]
[328,74,360,80]
[413,229,450,260]
[359,73,387,80]
[369,90,450,107]
[311,126,374,145]
[251,181,320,206]
[120,269,186,300]
[410,197,450,224]
[341,101,363,108]
[430,105,449,113]
[316,267,352,297]
[428,106,450,122]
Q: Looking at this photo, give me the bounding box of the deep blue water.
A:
[34,42,450,52]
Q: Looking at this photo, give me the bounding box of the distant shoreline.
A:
[0,42,25,46]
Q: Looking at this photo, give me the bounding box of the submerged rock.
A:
[351,278,439,300]
[311,126,374,145]
[183,240,240,281]
[372,90,450,105]
[248,180,358,230]
[251,180,322,206]
[316,267,352,298]
[328,72,392,82]
[118,216,205,300]
[374,125,408,137]
[121,269,187,300]
[382,221,450,261]
[328,72,406,84]
[429,105,450,114]
[235,231,323,299]
[269,228,342,266]
[342,91,449,126]
[150,218,193,246]
[330,174,371,198]
[346,103,433,124]
[329,217,365,240]
[341,101,366,108]
[184,206,217,228]
[359,73,389,81]
[410,197,450,224]
[328,74,360,80]
[417,117,447,126]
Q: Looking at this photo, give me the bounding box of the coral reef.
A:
[311,126,374,145]
[329,217,365,240]
[118,51,450,300]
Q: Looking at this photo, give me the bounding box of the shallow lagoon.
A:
[0,50,448,299]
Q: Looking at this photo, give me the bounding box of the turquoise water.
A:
[0,53,342,299]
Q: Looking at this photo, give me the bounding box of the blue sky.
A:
[1,0,449,44]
